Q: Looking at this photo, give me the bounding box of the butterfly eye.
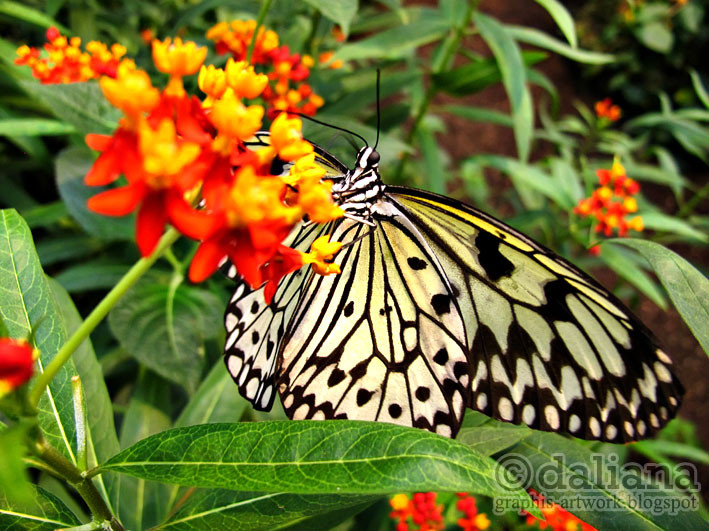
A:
[368,150,380,165]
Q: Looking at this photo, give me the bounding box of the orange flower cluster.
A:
[574,159,643,237]
[524,491,597,531]
[0,338,35,397]
[389,493,444,531]
[595,98,621,122]
[15,29,345,303]
[15,27,126,83]
[456,493,491,531]
[207,20,325,118]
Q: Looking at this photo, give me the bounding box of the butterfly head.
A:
[356,146,380,170]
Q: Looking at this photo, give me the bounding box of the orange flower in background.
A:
[574,159,643,240]
[595,98,621,122]
[206,19,279,63]
[456,493,490,531]
[15,27,125,83]
[524,490,597,531]
[0,338,35,397]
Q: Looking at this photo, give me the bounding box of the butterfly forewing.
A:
[223,222,325,410]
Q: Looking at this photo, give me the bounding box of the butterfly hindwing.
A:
[388,187,683,442]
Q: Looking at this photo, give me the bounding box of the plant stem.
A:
[247,0,274,64]
[34,435,124,530]
[393,0,478,181]
[29,228,181,410]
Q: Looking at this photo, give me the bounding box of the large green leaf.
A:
[302,0,358,36]
[99,421,530,502]
[108,275,223,393]
[0,209,77,462]
[159,490,374,530]
[606,239,709,356]
[116,370,172,531]
[0,485,81,530]
[457,426,531,457]
[48,278,119,511]
[20,80,120,136]
[474,13,534,162]
[55,146,135,241]
[499,432,707,530]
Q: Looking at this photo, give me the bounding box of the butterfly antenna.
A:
[374,69,381,150]
[287,111,368,148]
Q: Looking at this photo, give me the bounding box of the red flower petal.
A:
[189,234,228,282]
[87,182,146,216]
[85,133,112,151]
[136,191,169,256]
[167,192,222,240]
[85,148,121,186]
[0,338,34,389]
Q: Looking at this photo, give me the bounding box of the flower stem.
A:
[29,228,181,410]
[34,435,124,530]
[393,0,479,181]
[247,0,274,64]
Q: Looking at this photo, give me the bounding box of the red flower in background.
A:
[524,490,597,531]
[595,98,621,122]
[0,338,35,397]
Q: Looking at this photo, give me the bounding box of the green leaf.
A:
[606,239,709,356]
[21,80,120,136]
[174,362,248,429]
[444,105,513,127]
[599,242,668,309]
[0,485,81,530]
[48,278,119,511]
[499,431,707,530]
[55,262,130,292]
[507,25,615,64]
[415,116,446,195]
[534,0,577,47]
[632,440,709,466]
[467,155,572,208]
[690,70,709,110]
[474,13,534,162]
[0,209,78,462]
[55,146,134,241]
[100,421,530,502]
[302,0,358,36]
[108,276,223,393]
[0,1,68,31]
[0,424,33,506]
[334,17,449,61]
[160,490,374,530]
[432,51,546,97]
[457,426,531,456]
[640,211,708,242]
[0,119,76,137]
[117,370,172,531]
[36,236,102,267]
[21,202,69,230]
[637,21,674,53]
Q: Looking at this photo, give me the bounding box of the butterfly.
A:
[222,131,683,442]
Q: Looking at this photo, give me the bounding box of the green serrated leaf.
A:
[160,490,374,530]
[55,146,135,241]
[108,276,222,393]
[21,80,120,136]
[303,0,358,36]
[605,239,709,356]
[0,485,81,530]
[474,13,534,162]
[99,421,531,503]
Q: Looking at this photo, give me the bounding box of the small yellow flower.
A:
[225,58,268,99]
[269,113,313,161]
[474,513,491,530]
[99,61,160,122]
[209,88,264,144]
[198,64,227,105]
[152,37,207,77]
[301,235,342,275]
[226,166,301,227]
[139,119,201,186]
[623,197,637,213]
[389,493,410,511]
[628,216,644,232]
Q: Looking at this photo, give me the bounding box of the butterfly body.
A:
[224,137,683,442]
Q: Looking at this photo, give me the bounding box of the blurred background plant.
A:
[0,0,708,529]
